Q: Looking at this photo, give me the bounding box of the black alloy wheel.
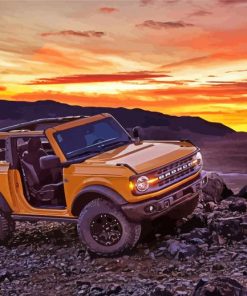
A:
[90,213,122,246]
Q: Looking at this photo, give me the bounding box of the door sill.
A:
[11,214,78,223]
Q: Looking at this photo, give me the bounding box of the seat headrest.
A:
[28,138,42,152]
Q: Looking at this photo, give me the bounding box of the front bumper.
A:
[121,171,207,222]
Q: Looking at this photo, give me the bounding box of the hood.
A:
[85,141,197,174]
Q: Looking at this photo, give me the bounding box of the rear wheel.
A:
[0,211,15,243]
[77,198,141,256]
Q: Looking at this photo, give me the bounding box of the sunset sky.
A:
[0,0,247,131]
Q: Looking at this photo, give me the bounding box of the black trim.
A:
[0,116,87,132]
[0,193,12,213]
[11,214,77,223]
[71,185,127,216]
[116,163,138,174]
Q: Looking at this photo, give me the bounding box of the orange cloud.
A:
[33,46,114,70]
[160,52,247,70]
[99,7,118,14]
[26,71,170,85]
[34,47,84,69]
[0,86,6,91]
[12,81,247,108]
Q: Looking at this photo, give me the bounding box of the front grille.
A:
[154,153,200,190]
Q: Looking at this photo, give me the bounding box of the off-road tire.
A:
[0,211,14,243]
[77,198,141,256]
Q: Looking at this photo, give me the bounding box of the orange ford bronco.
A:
[0,114,207,255]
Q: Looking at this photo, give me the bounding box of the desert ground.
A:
[200,133,247,193]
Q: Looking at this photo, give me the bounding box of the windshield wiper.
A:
[101,140,132,150]
[67,148,102,159]
[67,137,118,158]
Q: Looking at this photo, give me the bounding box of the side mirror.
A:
[40,155,60,170]
[132,126,142,145]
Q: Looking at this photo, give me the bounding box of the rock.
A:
[90,285,105,296]
[193,277,247,296]
[212,263,225,271]
[239,185,247,198]
[210,216,244,241]
[229,200,247,213]
[186,228,210,240]
[202,173,233,202]
[166,239,198,259]
[107,283,122,295]
[0,270,10,282]
[151,284,173,296]
[179,213,207,233]
[204,201,217,212]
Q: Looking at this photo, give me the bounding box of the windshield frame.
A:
[53,116,132,161]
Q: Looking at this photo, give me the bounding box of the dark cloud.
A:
[136,20,194,29]
[206,81,247,88]
[140,0,178,5]
[26,71,170,85]
[140,0,155,5]
[99,7,118,14]
[41,30,105,38]
[219,0,247,4]
[145,79,196,85]
[189,10,212,17]
[0,86,6,91]
[226,69,247,73]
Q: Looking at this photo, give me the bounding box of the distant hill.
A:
[0,100,234,139]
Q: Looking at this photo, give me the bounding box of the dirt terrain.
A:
[199,133,247,175]
[1,175,247,295]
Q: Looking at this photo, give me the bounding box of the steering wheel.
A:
[92,138,105,145]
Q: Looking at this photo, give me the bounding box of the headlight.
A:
[195,151,202,165]
[136,176,149,192]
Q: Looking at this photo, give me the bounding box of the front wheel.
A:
[77,198,141,256]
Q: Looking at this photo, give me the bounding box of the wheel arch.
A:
[0,193,12,213]
[71,185,127,216]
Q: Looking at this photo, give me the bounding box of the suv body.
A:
[0,113,207,255]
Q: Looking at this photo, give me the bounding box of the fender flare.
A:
[71,185,127,216]
[0,193,12,213]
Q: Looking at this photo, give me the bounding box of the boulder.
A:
[202,173,233,202]
[239,185,247,199]
[210,216,244,241]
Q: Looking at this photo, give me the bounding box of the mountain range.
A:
[0,100,234,138]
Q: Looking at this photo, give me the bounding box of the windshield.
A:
[54,117,131,160]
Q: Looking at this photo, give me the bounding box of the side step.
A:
[11,214,78,224]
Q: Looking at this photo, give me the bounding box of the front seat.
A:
[21,138,63,203]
